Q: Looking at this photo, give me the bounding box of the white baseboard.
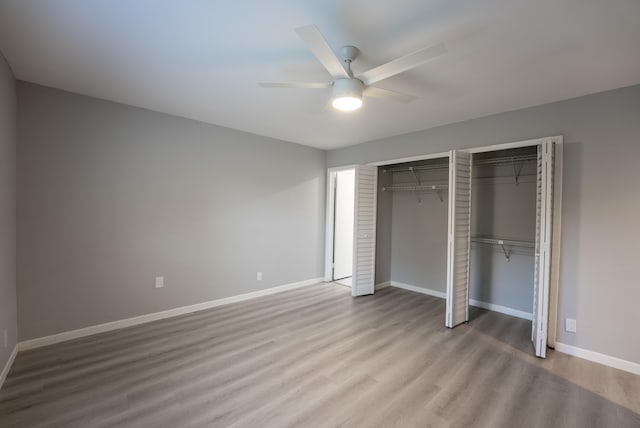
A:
[554,342,640,376]
[390,281,639,375]
[375,281,391,290]
[0,345,18,391]
[390,281,447,299]
[18,277,323,352]
[389,281,532,320]
[468,299,533,321]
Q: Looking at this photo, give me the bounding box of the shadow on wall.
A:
[375,167,393,285]
[557,140,582,346]
[470,177,497,312]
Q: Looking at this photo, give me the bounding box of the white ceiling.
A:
[1,1,639,150]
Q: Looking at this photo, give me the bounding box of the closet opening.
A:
[453,138,562,358]
[469,146,538,323]
[325,165,378,296]
[332,169,355,287]
[379,157,450,294]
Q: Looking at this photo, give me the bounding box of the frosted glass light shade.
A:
[332,96,363,111]
[332,78,364,112]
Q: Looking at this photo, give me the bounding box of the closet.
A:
[326,137,561,357]
[447,141,558,357]
[469,146,538,325]
[379,156,450,295]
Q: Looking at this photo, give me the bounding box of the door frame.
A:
[368,151,451,167]
[333,168,356,281]
[324,165,357,282]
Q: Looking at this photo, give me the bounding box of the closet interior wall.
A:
[377,158,449,292]
[375,168,393,286]
[470,147,538,317]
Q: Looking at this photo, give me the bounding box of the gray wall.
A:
[17,83,326,341]
[0,52,17,371]
[374,168,392,285]
[328,84,640,364]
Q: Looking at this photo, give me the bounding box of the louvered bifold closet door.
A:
[446,151,472,328]
[352,165,378,296]
[532,141,554,358]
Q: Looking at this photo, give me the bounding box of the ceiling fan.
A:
[259,25,447,112]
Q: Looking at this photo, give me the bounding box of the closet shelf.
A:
[474,154,537,166]
[382,183,448,203]
[382,184,448,192]
[383,154,537,185]
[472,236,535,262]
[383,154,537,174]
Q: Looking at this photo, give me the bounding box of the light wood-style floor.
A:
[1,284,639,427]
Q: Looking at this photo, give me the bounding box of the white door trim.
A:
[548,136,563,348]
[324,165,358,282]
[367,151,450,167]
[464,136,553,153]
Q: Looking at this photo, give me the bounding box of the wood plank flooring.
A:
[1,283,639,427]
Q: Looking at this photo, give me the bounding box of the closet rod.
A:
[472,236,535,262]
[383,164,447,173]
[474,154,537,166]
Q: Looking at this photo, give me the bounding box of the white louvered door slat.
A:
[446,151,472,328]
[352,165,378,296]
[532,141,554,358]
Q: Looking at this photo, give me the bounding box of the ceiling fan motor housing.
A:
[333,78,364,99]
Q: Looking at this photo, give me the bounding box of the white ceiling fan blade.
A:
[363,86,416,103]
[358,43,447,85]
[258,82,332,89]
[295,25,349,79]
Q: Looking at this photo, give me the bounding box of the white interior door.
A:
[333,169,355,280]
[446,150,472,328]
[532,141,554,358]
[352,165,378,296]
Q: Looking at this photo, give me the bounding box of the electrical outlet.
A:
[565,318,577,333]
[155,276,164,289]
[257,272,262,281]
[3,328,7,349]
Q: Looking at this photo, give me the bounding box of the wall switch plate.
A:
[257,272,262,281]
[3,328,7,349]
[565,318,577,333]
[155,276,164,289]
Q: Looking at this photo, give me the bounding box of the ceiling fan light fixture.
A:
[332,78,364,112]
[332,96,362,112]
